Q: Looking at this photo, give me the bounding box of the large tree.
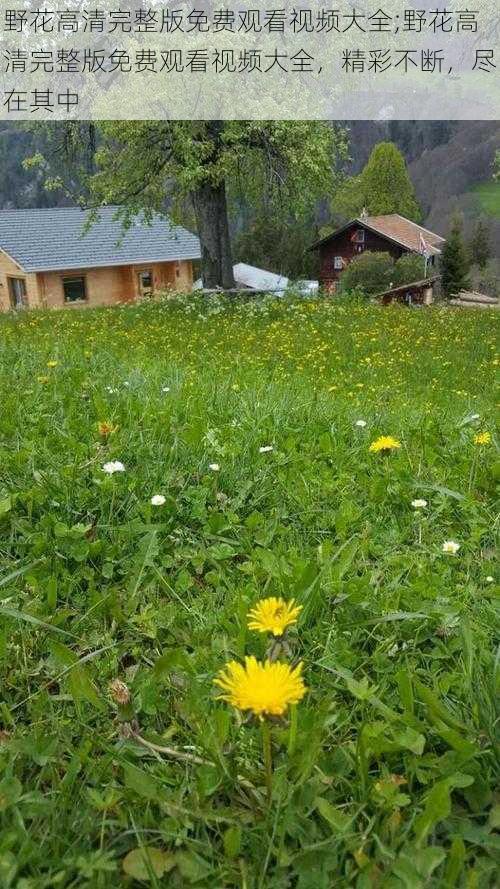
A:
[35,121,345,289]
[332,142,421,223]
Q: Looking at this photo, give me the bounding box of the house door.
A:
[7,277,27,309]
[137,270,153,298]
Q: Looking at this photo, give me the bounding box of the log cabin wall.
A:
[318,224,406,290]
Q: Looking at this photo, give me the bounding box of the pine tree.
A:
[469,218,491,270]
[441,215,471,297]
[362,143,422,221]
[332,142,421,222]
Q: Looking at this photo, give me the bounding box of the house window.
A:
[138,270,153,296]
[63,276,87,303]
[353,229,365,243]
[7,276,27,309]
[333,256,343,270]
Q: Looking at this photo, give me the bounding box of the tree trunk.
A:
[193,179,235,289]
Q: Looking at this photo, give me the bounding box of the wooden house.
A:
[0,207,201,311]
[310,213,445,291]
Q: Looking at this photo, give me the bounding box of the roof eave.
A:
[309,218,362,251]
[376,275,440,297]
[0,245,28,272]
[309,217,444,254]
[22,253,201,274]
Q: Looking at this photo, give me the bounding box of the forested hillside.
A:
[343,121,500,254]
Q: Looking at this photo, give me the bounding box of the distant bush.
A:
[339,251,394,296]
[339,251,426,297]
[476,262,499,297]
[392,253,427,285]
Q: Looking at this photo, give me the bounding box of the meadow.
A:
[0,294,498,889]
[470,182,500,219]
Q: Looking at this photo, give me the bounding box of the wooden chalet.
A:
[310,213,445,291]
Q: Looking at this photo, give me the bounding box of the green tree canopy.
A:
[29,121,347,288]
[332,142,422,223]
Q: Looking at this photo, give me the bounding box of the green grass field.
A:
[470,181,500,218]
[0,295,499,888]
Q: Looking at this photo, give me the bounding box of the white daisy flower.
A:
[411,499,428,509]
[161,386,170,394]
[259,445,274,453]
[486,576,494,583]
[442,540,460,555]
[208,463,220,472]
[151,494,166,506]
[102,461,125,474]
[355,420,367,428]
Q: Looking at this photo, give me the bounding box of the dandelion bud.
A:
[109,679,131,705]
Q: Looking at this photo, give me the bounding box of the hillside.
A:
[343,121,500,254]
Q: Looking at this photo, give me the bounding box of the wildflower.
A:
[369,436,401,453]
[98,421,117,437]
[442,540,460,555]
[37,375,49,384]
[109,679,131,705]
[473,431,491,446]
[161,386,170,394]
[46,360,58,368]
[150,494,166,506]
[102,460,125,474]
[248,597,302,637]
[486,576,494,583]
[411,499,428,509]
[259,445,274,453]
[355,420,367,428]
[208,463,220,472]
[105,386,118,394]
[214,656,306,719]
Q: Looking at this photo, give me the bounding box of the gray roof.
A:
[0,206,201,273]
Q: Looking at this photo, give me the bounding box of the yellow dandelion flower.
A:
[248,597,302,637]
[369,435,401,453]
[214,656,306,718]
[46,360,58,368]
[37,375,49,384]
[473,431,491,446]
